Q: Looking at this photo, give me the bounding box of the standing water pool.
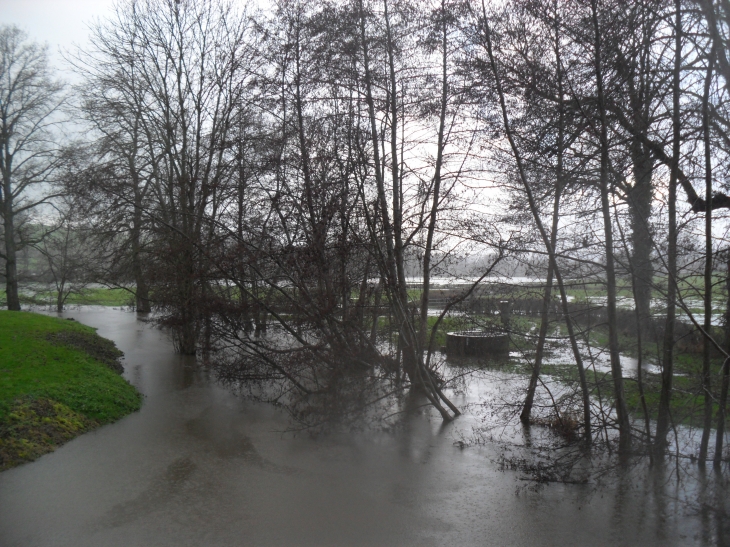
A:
[0,307,723,546]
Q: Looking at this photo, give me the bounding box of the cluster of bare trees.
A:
[3,0,730,463]
[60,0,501,421]
[479,0,730,463]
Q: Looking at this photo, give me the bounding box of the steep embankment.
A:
[0,311,142,470]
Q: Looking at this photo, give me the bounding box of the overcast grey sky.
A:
[0,0,115,74]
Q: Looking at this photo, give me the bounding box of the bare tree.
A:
[0,26,64,310]
[35,197,93,313]
[73,0,255,352]
[472,0,594,442]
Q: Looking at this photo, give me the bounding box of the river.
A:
[0,307,724,546]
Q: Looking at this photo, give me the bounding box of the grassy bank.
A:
[14,286,134,307]
[0,311,142,470]
[0,284,135,308]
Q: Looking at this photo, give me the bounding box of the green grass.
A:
[14,287,135,307]
[538,359,723,428]
[63,287,134,306]
[0,311,142,470]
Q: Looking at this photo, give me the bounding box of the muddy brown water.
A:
[0,307,720,546]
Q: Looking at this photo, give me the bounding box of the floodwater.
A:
[0,307,725,546]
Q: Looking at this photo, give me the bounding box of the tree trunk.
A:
[2,173,20,310]
[174,230,198,355]
[628,146,654,343]
[522,11,565,424]
[56,280,65,313]
[358,0,455,420]
[591,0,630,451]
[483,7,591,441]
[618,212,653,447]
[655,0,682,456]
[700,46,716,463]
[132,205,150,313]
[714,251,730,465]
[381,0,421,387]
[521,251,556,423]
[420,0,448,355]
[2,203,20,311]
[626,11,656,349]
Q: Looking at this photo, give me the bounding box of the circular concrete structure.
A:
[445,330,509,357]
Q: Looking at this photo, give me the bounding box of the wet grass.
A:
[13,287,135,308]
[0,311,142,470]
[369,294,723,430]
[64,287,134,306]
[538,358,722,428]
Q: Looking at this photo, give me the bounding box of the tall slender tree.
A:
[0,26,63,310]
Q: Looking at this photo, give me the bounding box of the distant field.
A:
[53,287,134,307]
[0,285,135,308]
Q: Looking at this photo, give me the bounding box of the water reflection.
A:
[0,307,724,547]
